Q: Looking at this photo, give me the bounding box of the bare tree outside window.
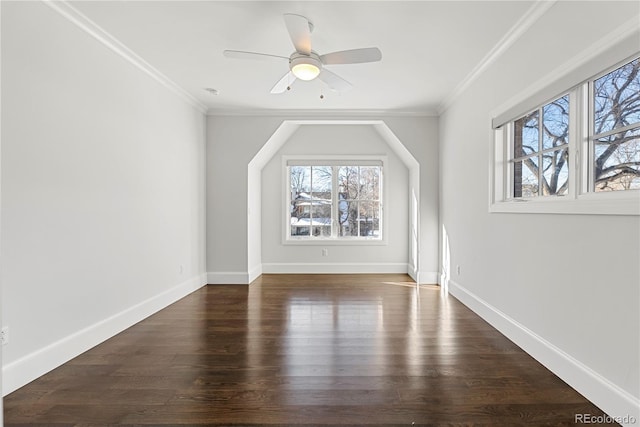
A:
[509,57,639,198]
[290,166,308,195]
[512,95,569,197]
[495,56,640,213]
[593,58,640,191]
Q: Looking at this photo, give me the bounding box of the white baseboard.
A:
[261,262,408,274]
[416,271,439,285]
[449,279,640,426]
[248,265,263,284]
[208,266,422,284]
[207,271,250,284]
[207,263,439,285]
[2,274,207,396]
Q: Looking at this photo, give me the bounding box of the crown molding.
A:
[490,15,640,122]
[206,108,438,118]
[437,0,557,115]
[42,0,208,114]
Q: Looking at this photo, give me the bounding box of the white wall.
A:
[207,115,439,283]
[207,116,283,283]
[384,117,440,282]
[0,2,3,422]
[261,124,409,271]
[439,0,639,422]
[1,2,207,394]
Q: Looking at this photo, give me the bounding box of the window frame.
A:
[490,55,640,216]
[283,155,388,245]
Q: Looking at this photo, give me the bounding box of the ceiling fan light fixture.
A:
[290,55,321,81]
[292,63,320,80]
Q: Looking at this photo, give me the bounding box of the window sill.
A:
[490,192,640,215]
[283,238,387,246]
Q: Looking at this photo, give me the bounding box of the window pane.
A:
[290,166,311,237]
[514,110,539,157]
[542,95,569,150]
[290,166,310,195]
[513,156,539,197]
[291,222,310,236]
[594,58,640,134]
[338,166,359,199]
[542,148,569,195]
[311,166,332,196]
[594,127,640,191]
[359,167,380,200]
[312,225,331,237]
[339,201,359,237]
[359,201,380,237]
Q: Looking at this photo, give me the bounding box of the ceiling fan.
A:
[223,13,382,94]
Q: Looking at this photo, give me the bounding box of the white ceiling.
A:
[69,1,536,114]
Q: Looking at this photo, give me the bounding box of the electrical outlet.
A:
[321,248,328,256]
[179,264,184,274]
[456,265,461,275]
[1,326,9,345]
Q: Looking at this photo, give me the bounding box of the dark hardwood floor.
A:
[4,274,615,426]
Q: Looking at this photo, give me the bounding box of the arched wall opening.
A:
[247,120,421,283]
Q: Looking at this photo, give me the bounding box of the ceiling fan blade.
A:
[270,71,297,94]
[318,69,352,92]
[320,47,382,65]
[283,13,312,55]
[223,50,288,61]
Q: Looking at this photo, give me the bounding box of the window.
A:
[591,58,640,192]
[491,55,640,215]
[286,159,383,241]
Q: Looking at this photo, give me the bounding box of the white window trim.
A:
[490,58,640,216]
[282,155,388,245]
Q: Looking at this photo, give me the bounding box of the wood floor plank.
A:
[3,274,616,426]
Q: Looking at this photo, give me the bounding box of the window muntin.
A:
[591,57,640,192]
[288,163,382,240]
[511,95,570,198]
